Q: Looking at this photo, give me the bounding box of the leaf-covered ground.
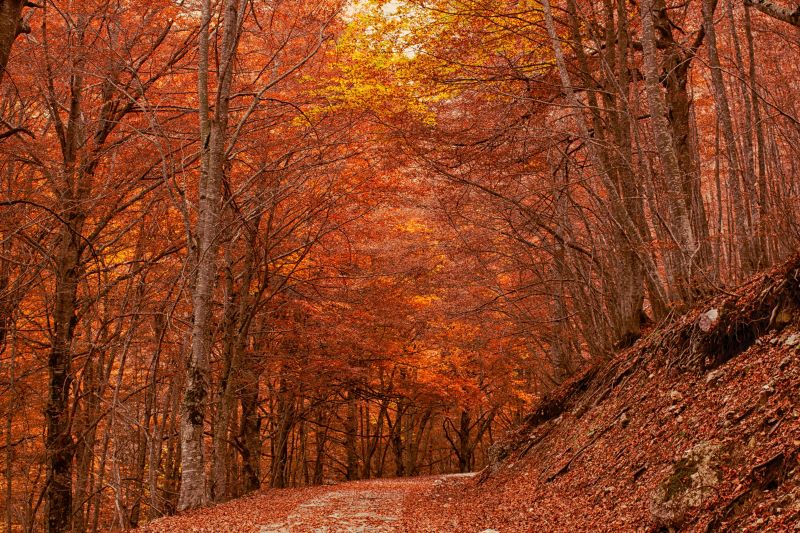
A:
[138,476,474,532]
[139,259,800,532]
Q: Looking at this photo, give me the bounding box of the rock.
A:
[699,308,719,333]
[785,333,800,347]
[670,390,684,403]
[705,369,725,385]
[780,356,793,371]
[619,412,630,427]
[650,441,725,529]
[699,308,720,332]
[760,383,776,402]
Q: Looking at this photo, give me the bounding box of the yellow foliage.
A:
[409,294,440,306]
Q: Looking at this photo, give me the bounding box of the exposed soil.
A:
[139,475,477,533]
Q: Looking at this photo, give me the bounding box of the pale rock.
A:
[670,390,684,403]
[785,333,800,347]
[699,308,720,332]
[705,369,725,385]
[650,441,724,528]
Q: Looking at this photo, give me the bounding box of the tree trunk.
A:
[390,403,405,477]
[0,0,26,84]
[270,378,295,488]
[239,368,262,493]
[46,203,85,532]
[179,0,242,511]
[702,0,758,276]
[639,0,698,302]
[344,390,359,481]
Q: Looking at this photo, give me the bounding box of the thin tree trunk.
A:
[639,0,698,301]
[344,390,359,481]
[702,0,757,276]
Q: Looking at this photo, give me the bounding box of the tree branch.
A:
[745,0,800,27]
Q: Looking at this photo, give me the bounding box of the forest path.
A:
[257,474,476,533]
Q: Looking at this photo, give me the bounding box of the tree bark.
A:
[179,0,243,511]
[703,0,758,276]
[639,0,698,302]
[344,390,359,481]
[745,0,800,26]
[0,0,27,84]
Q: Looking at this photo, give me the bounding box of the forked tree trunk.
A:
[639,0,698,302]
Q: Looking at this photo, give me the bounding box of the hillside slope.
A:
[406,256,800,532]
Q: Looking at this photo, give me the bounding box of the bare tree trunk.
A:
[406,408,432,476]
[743,4,772,261]
[239,364,261,493]
[390,403,405,477]
[652,0,714,285]
[312,408,329,485]
[344,390,359,481]
[542,0,670,321]
[46,176,86,533]
[363,398,388,479]
[702,0,758,276]
[0,0,27,84]
[639,0,697,302]
[745,0,800,26]
[179,0,243,511]
[270,378,295,488]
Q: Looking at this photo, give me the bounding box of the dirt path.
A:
[258,475,475,533]
[139,473,480,533]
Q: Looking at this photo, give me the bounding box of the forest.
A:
[0,0,798,531]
